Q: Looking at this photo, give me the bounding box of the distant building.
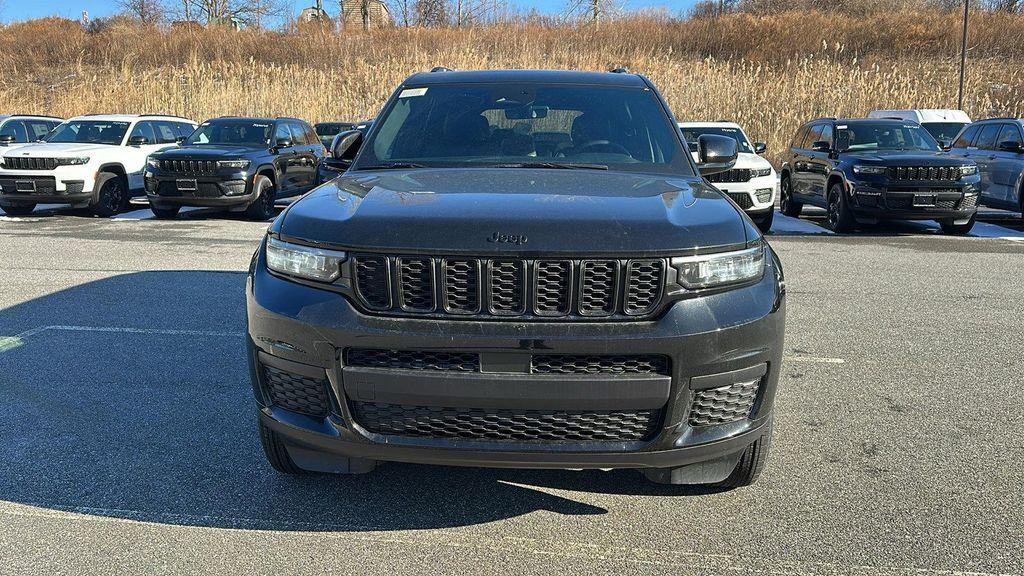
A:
[338,0,392,29]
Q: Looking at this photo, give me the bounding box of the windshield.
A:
[315,123,352,137]
[186,120,272,146]
[44,120,130,146]
[355,83,691,175]
[921,122,968,143]
[837,123,940,152]
[679,126,754,154]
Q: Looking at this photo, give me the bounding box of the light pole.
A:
[957,0,969,110]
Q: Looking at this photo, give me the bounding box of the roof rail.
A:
[978,116,1019,121]
[609,67,629,74]
[430,66,453,73]
[8,114,62,119]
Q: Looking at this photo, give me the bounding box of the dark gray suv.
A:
[949,118,1024,217]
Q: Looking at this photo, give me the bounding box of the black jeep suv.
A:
[144,117,325,220]
[246,69,786,488]
[780,118,981,233]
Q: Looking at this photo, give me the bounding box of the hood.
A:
[2,142,114,157]
[156,145,261,159]
[277,168,754,256]
[842,150,965,165]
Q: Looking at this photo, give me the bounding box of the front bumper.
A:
[246,246,786,472]
[713,174,777,213]
[0,172,91,205]
[144,171,255,207]
[848,181,979,221]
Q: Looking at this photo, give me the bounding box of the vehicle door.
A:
[23,119,57,142]
[990,123,1024,207]
[789,125,814,199]
[794,124,824,202]
[287,120,317,193]
[126,121,168,191]
[971,123,1003,204]
[273,122,298,192]
[805,122,834,201]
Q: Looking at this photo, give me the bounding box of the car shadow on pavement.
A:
[0,270,726,533]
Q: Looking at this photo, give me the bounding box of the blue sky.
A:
[4,0,694,23]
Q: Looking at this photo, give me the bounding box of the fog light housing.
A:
[755,188,773,203]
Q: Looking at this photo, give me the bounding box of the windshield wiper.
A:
[358,162,427,170]
[492,162,609,170]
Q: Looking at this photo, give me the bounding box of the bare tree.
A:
[564,0,624,24]
[118,0,168,24]
[414,0,449,26]
[185,0,288,28]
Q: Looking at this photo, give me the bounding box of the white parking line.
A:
[769,212,833,235]
[785,356,846,364]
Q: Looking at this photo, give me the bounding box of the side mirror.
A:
[275,137,293,150]
[998,140,1023,154]
[754,141,767,155]
[331,130,363,163]
[811,140,831,153]
[696,134,738,175]
[938,139,951,150]
[128,135,149,146]
[0,134,15,145]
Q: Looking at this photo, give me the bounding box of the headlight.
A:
[852,164,886,175]
[146,157,160,169]
[55,157,89,166]
[752,167,772,177]
[960,164,978,176]
[671,243,765,289]
[218,159,250,169]
[266,237,346,282]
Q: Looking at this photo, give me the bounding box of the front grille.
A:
[154,180,226,198]
[352,402,663,443]
[726,192,754,209]
[0,176,57,195]
[689,379,760,426]
[160,159,219,174]
[884,192,965,211]
[350,254,667,320]
[531,354,670,375]
[2,157,58,170]
[345,348,480,372]
[887,166,961,182]
[706,168,752,183]
[263,365,329,416]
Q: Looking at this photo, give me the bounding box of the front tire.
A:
[244,175,276,221]
[1,203,36,216]
[939,214,976,235]
[258,418,305,474]
[754,209,774,233]
[825,182,856,232]
[89,172,128,217]
[780,176,802,217]
[714,424,773,489]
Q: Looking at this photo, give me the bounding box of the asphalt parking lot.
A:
[1,204,1023,575]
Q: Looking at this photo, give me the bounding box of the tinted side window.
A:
[953,124,980,148]
[804,124,824,148]
[287,121,310,145]
[174,123,195,139]
[303,123,319,146]
[792,125,811,149]
[975,123,1002,150]
[0,121,28,141]
[274,123,292,143]
[819,124,834,146]
[997,123,1023,148]
[152,122,178,144]
[129,121,157,144]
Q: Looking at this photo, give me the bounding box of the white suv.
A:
[679,121,778,232]
[0,115,63,151]
[0,114,197,216]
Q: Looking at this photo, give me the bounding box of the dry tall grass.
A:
[2,12,1023,163]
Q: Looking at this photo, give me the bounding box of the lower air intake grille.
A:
[688,379,760,426]
[263,365,329,417]
[352,402,663,443]
[531,354,670,375]
[726,192,754,209]
[345,348,480,372]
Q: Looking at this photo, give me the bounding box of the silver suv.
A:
[949,118,1024,217]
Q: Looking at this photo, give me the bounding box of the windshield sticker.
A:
[399,88,428,98]
[252,123,269,127]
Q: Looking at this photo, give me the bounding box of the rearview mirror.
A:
[128,135,149,146]
[330,130,364,165]
[811,140,831,153]
[998,140,1023,154]
[754,141,767,155]
[505,105,548,120]
[696,134,738,176]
